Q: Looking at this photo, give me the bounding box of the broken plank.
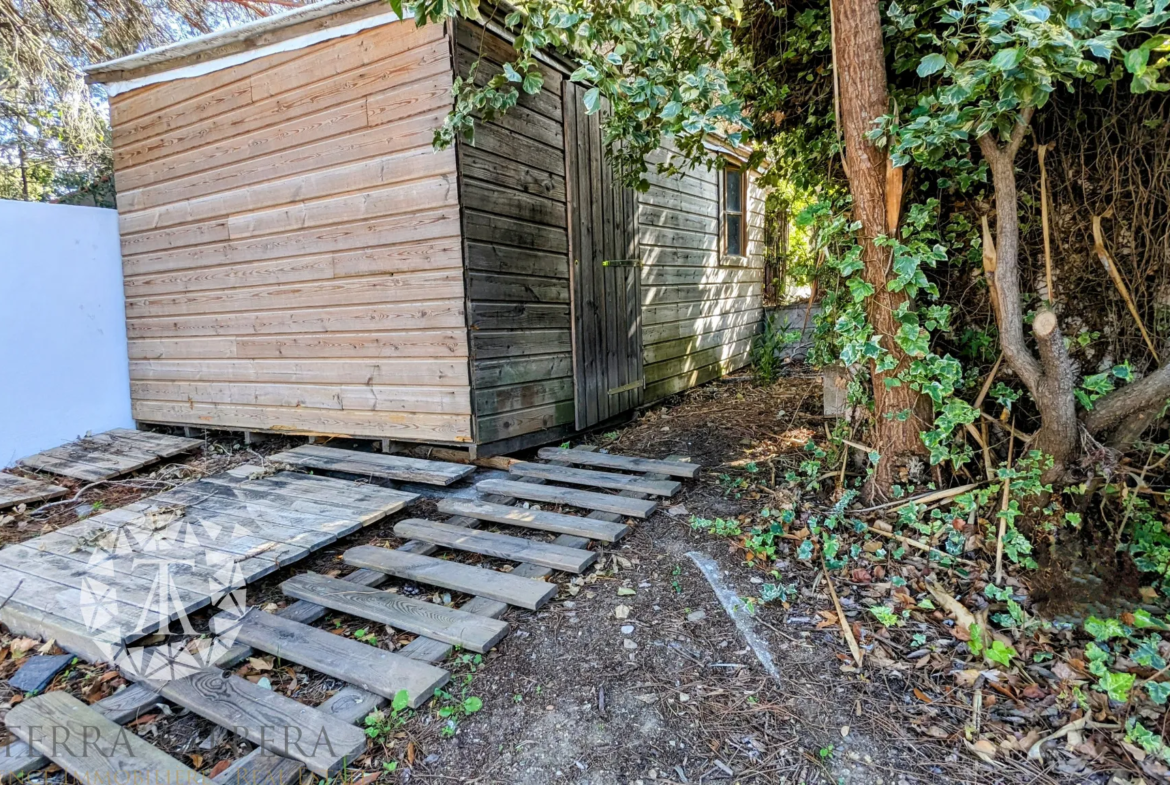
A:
[0,474,67,510]
[6,692,212,785]
[344,545,558,610]
[281,572,508,654]
[508,461,680,497]
[436,498,629,542]
[157,670,367,777]
[271,445,475,485]
[475,479,657,519]
[210,610,448,708]
[536,447,700,479]
[392,518,596,574]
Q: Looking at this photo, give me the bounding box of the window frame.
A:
[721,165,747,263]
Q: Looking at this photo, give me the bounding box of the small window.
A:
[723,167,745,257]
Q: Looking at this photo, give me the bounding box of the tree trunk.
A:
[832,0,930,498]
[979,121,1083,484]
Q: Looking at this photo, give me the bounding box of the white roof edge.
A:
[85,0,381,79]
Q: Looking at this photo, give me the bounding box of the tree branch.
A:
[1083,362,1170,442]
[978,110,1042,397]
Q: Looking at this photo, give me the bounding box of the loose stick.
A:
[850,482,982,514]
[864,525,978,567]
[823,560,864,668]
[980,419,994,479]
[1093,214,1159,362]
[980,411,1032,442]
[1038,143,1055,304]
[994,415,1016,584]
[973,353,1004,410]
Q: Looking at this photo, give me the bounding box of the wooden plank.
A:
[210,610,449,707]
[270,445,474,485]
[391,518,596,574]
[0,474,67,510]
[102,428,203,456]
[0,565,156,645]
[474,479,657,519]
[18,429,199,481]
[436,498,628,542]
[218,466,417,514]
[536,447,701,479]
[281,572,508,654]
[508,461,679,497]
[126,300,467,339]
[344,545,558,610]
[5,692,212,785]
[130,401,472,443]
[0,545,211,621]
[157,671,367,777]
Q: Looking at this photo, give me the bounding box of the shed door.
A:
[564,84,644,430]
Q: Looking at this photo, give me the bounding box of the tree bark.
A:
[979,117,1086,483]
[1084,362,1170,445]
[832,0,930,498]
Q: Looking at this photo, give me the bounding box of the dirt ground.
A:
[0,375,1100,784]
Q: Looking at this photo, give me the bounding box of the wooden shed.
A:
[87,0,766,456]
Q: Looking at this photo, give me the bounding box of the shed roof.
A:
[85,0,403,90]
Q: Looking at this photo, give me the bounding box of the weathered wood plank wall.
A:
[455,22,576,444]
[638,143,766,402]
[111,20,473,443]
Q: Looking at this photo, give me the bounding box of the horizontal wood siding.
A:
[111,20,472,443]
[638,144,765,402]
[456,22,574,444]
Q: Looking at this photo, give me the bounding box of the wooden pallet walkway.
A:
[0,465,417,658]
[282,572,509,653]
[437,498,630,542]
[392,518,597,573]
[157,670,368,777]
[269,445,475,486]
[0,448,697,785]
[344,546,558,610]
[19,428,202,482]
[537,446,701,479]
[6,692,213,785]
[476,478,658,518]
[0,473,67,510]
[508,461,681,496]
[210,610,449,707]
[209,448,692,785]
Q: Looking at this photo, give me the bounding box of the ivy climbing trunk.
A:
[832,0,930,499]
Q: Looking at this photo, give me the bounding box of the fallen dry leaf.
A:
[209,760,233,778]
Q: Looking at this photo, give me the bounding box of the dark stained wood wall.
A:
[456,22,575,444]
[563,87,643,429]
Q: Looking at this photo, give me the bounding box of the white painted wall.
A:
[0,200,132,466]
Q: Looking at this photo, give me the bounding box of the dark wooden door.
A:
[563,84,644,430]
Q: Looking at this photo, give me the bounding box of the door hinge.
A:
[607,379,645,395]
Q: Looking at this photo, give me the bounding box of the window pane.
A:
[726,214,742,256]
[725,169,742,212]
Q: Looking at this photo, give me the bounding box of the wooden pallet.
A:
[0,448,698,785]
[0,473,67,510]
[269,445,476,486]
[0,465,417,660]
[19,428,202,482]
